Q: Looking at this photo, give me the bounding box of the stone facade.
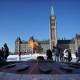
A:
[15,6,80,54]
[15,37,49,54]
[15,37,80,54]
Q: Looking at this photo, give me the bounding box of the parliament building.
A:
[15,6,80,54]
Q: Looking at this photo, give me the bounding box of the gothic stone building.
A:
[15,6,80,54]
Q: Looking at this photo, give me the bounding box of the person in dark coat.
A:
[0,47,4,61]
[59,48,64,62]
[67,49,72,62]
[3,43,9,61]
[75,51,78,60]
[0,50,2,61]
[54,44,60,62]
[46,48,53,60]
[76,46,80,62]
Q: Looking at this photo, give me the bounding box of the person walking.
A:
[46,48,53,60]
[76,46,80,62]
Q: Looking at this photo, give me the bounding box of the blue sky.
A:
[0,0,80,52]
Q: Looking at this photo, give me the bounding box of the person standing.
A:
[67,49,72,62]
[76,46,80,62]
[63,49,68,62]
[54,44,59,62]
[1,47,4,61]
[3,43,9,62]
[0,49,2,61]
[46,48,53,60]
[75,51,78,60]
[18,50,21,60]
[59,48,64,62]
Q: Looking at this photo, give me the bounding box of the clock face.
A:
[51,17,54,19]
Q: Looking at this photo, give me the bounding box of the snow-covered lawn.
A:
[7,54,76,62]
[7,54,47,62]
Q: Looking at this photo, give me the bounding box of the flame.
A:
[28,39,39,54]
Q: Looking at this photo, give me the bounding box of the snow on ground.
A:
[7,54,47,62]
[7,54,77,62]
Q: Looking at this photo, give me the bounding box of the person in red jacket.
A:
[18,50,21,60]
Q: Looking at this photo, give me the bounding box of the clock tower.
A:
[49,6,57,50]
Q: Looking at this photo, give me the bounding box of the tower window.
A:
[51,23,55,26]
[52,28,55,30]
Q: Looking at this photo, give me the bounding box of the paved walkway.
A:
[0,72,80,80]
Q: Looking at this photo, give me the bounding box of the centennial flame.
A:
[28,37,39,54]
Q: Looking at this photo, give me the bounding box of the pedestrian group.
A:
[0,43,9,62]
[46,44,74,62]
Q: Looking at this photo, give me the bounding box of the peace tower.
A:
[49,6,57,50]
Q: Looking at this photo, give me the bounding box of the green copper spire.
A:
[51,6,54,16]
